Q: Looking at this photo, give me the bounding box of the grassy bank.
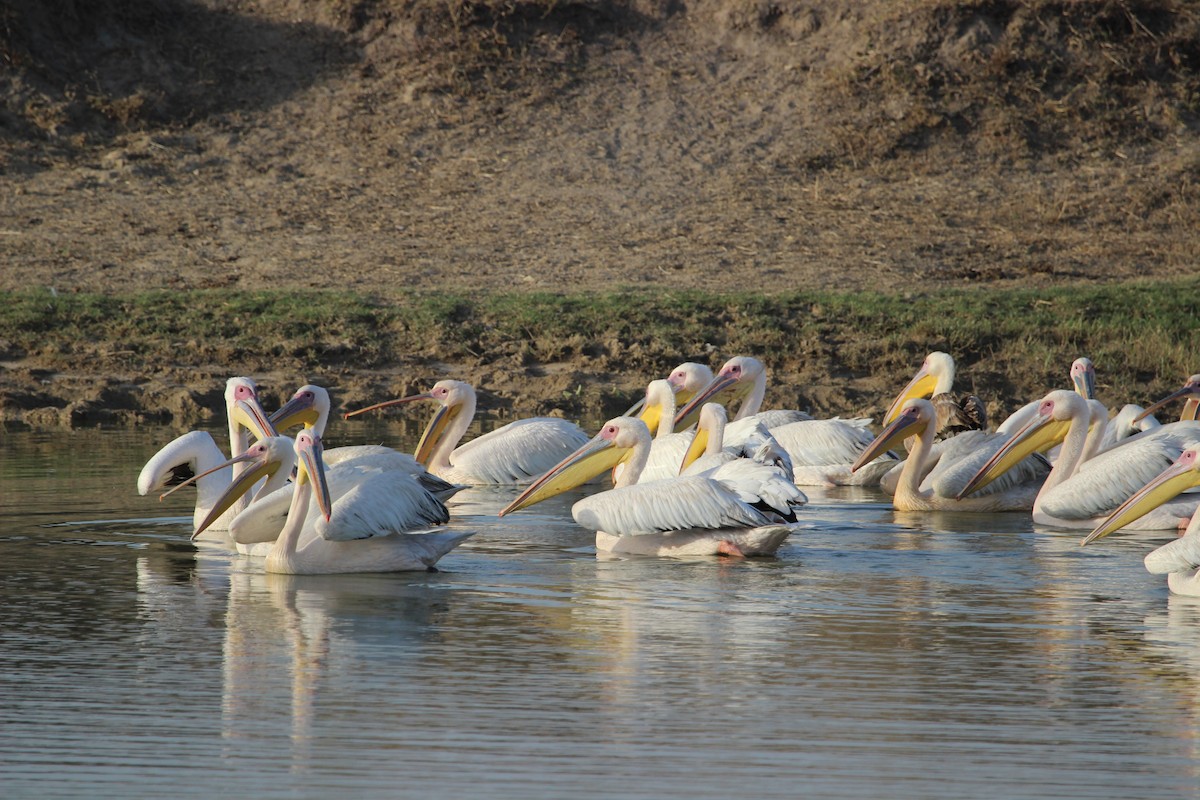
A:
[0,277,1196,425]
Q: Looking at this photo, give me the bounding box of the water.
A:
[2,424,1199,799]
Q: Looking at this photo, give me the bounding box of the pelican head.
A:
[225,377,277,442]
[957,390,1083,498]
[1069,357,1096,400]
[499,416,647,515]
[884,352,955,425]
[854,399,933,473]
[191,433,332,540]
[345,380,476,464]
[680,403,728,473]
[667,362,715,404]
[624,362,714,417]
[270,384,330,432]
[1082,446,1200,545]
[674,356,764,430]
[637,379,677,437]
[1134,374,1200,423]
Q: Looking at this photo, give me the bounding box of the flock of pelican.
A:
[136,354,1200,596]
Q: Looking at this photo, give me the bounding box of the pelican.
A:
[1134,374,1200,424]
[1082,446,1200,595]
[194,432,473,573]
[1097,404,1163,451]
[625,362,715,417]
[499,416,804,557]
[345,379,591,484]
[996,357,1097,436]
[137,376,277,533]
[270,384,461,498]
[674,355,890,485]
[672,355,812,431]
[679,403,795,482]
[884,351,987,435]
[959,390,1193,529]
[617,379,702,484]
[852,399,1046,511]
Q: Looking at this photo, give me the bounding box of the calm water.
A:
[2,423,1199,799]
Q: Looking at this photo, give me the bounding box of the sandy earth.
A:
[1,0,1197,426]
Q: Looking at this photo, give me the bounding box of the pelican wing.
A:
[1042,434,1184,520]
[571,477,774,536]
[744,409,813,429]
[452,418,591,484]
[928,430,1051,498]
[701,459,807,517]
[229,483,295,544]
[1145,534,1200,575]
[771,418,883,466]
[315,465,451,541]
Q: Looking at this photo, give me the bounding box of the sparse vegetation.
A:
[1,279,1194,426]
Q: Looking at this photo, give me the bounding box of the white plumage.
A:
[961,390,1198,530]
[196,434,472,574]
[502,416,805,557]
[347,380,590,485]
[852,399,1045,512]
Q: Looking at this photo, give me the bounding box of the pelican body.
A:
[500,416,805,557]
[137,377,277,533]
[346,380,590,485]
[960,390,1195,530]
[195,433,473,574]
[853,399,1046,512]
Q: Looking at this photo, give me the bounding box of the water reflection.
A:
[3,425,1200,798]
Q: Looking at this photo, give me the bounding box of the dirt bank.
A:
[1,0,1197,427]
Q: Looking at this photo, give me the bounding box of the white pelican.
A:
[137,376,277,533]
[959,390,1194,529]
[1082,446,1200,595]
[625,362,715,418]
[499,416,804,557]
[679,403,795,482]
[995,356,1097,436]
[195,432,473,573]
[674,355,889,486]
[1134,374,1200,424]
[345,379,591,484]
[884,351,987,435]
[852,399,1046,511]
[1097,404,1163,451]
[617,379,703,484]
[672,355,812,432]
[270,383,461,499]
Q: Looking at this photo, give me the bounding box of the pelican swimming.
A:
[345,379,591,484]
[625,362,715,417]
[617,379,704,484]
[499,416,805,557]
[852,399,1046,511]
[137,376,277,533]
[959,390,1194,529]
[1134,374,1200,424]
[673,355,812,432]
[270,384,461,498]
[194,432,473,573]
[679,403,795,482]
[884,351,987,435]
[675,355,891,486]
[1082,446,1200,595]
